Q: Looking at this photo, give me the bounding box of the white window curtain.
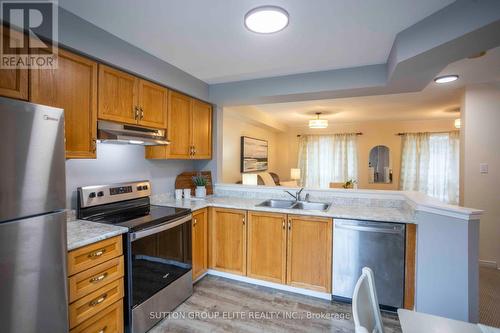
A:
[298,134,358,188]
[399,131,460,204]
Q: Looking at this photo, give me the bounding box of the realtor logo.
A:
[1,0,58,69]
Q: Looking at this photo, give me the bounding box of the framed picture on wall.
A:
[241,136,268,173]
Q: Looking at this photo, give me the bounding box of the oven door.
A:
[129,214,193,333]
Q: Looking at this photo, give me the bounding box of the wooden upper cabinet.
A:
[137,79,168,129]
[98,64,138,125]
[191,99,212,159]
[209,208,247,276]
[30,49,98,159]
[192,208,208,281]
[286,215,332,293]
[247,211,287,284]
[98,65,169,130]
[145,91,212,160]
[0,28,28,100]
[167,91,192,157]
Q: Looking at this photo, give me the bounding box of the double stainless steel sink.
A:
[256,199,331,211]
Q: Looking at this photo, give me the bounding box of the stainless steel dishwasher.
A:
[332,219,406,310]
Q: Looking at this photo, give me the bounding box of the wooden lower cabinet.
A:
[67,236,123,276]
[286,215,333,293]
[247,211,287,284]
[69,278,124,329]
[70,299,123,333]
[208,208,333,293]
[209,208,247,275]
[404,223,417,309]
[192,208,208,280]
[68,236,125,332]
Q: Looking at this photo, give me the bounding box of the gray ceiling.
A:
[59,0,454,83]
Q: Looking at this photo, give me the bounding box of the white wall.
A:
[462,82,500,267]
[65,143,194,208]
[221,113,282,183]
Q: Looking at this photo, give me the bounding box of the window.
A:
[399,132,460,204]
[298,134,358,188]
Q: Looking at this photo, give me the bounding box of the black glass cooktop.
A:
[86,204,191,232]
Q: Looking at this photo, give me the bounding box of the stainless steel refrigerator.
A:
[0,97,68,333]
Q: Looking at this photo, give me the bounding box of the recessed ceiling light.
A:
[434,75,459,84]
[244,6,289,34]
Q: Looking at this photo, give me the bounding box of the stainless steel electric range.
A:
[77,180,193,333]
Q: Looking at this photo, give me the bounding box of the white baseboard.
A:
[206,269,332,301]
[479,260,498,269]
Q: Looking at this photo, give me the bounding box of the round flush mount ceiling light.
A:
[244,6,289,34]
[434,75,459,84]
[309,112,328,129]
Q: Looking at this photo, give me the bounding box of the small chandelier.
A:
[309,112,328,129]
[454,118,461,129]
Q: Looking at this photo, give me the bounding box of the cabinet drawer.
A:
[68,236,123,276]
[69,278,124,328]
[70,299,123,333]
[69,256,124,303]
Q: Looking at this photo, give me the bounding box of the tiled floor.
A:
[479,266,500,328]
[150,276,401,333]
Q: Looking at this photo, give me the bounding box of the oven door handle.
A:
[130,214,192,241]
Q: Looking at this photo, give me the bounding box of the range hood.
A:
[97,121,169,146]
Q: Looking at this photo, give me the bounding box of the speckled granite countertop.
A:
[65,194,414,251]
[152,196,415,223]
[67,212,128,251]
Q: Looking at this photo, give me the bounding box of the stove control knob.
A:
[137,186,143,191]
[143,185,148,190]
[97,191,104,197]
[88,192,96,198]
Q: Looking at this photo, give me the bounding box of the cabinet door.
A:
[209,208,246,275]
[287,215,332,293]
[98,64,138,125]
[247,211,287,284]
[137,79,168,129]
[0,28,28,100]
[191,99,212,159]
[192,208,208,280]
[30,49,98,159]
[166,90,192,158]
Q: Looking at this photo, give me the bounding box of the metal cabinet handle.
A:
[288,220,291,230]
[97,326,107,333]
[92,138,97,152]
[282,219,286,229]
[242,217,245,225]
[89,272,108,283]
[140,107,144,120]
[193,218,197,226]
[88,248,106,258]
[134,106,139,119]
[89,293,107,307]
